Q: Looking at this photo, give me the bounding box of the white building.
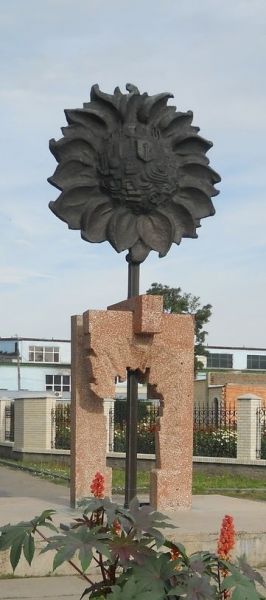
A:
[1,337,266,399]
[0,337,71,399]
[204,345,266,372]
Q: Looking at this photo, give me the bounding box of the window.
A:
[29,346,60,363]
[247,355,266,370]
[206,353,233,369]
[46,374,70,392]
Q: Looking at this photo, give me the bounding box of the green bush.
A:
[54,404,71,449]
[114,400,157,454]
[261,434,266,459]
[193,429,237,458]
[114,422,156,454]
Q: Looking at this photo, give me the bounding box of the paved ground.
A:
[0,465,266,598]
[0,575,85,600]
[0,465,69,504]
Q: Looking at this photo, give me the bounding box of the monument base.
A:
[70,295,194,510]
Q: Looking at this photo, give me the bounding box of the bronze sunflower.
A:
[48,84,220,263]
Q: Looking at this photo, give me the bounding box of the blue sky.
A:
[0,0,266,345]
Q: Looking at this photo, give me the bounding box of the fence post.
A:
[237,394,261,461]
[13,394,57,452]
[104,398,115,452]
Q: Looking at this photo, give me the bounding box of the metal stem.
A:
[124,256,140,507]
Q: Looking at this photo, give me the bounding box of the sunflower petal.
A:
[48,160,97,192]
[159,110,194,135]
[49,188,102,229]
[138,93,173,124]
[65,108,108,133]
[81,199,113,242]
[107,209,138,252]
[137,212,173,256]
[173,190,215,220]
[173,136,213,155]
[129,240,150,263]
[49,137,97,164]
[158,203,197,243]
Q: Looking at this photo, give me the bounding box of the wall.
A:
[0,364,71,395]
[224,383,266,408]
[0,364,19,390]
[194,380,223,406]
[208,371,266,386]
[19,365,71,392]
[19,340,71,364]
[194,380,208,405]
[195,376,266,408]
[206,347,266,370]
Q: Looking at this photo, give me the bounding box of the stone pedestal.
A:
[13,394,56,452]
[70,294,194,510]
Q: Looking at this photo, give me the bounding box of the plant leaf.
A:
[110,534,155,566]
[23,534,35,565]
[125,498,176,545]
[237,556,266,588]
[10,533,24,571]
[42,526,110,572]
[222,570,262,600]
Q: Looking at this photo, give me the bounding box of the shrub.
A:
[114,400,158,454]
[261,434,266,459]
[193,429,237,458]
[0,472,265,599]
[53,404,71,449]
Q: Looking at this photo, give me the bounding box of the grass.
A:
[1,458,266,501]
[192,472,266,492]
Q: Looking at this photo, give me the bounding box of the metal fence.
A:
[193,405,237,458]
[111,401,237,458]
[110,399,159,454]
[256,407,266,459]
[51,403,70,449]
[5,403,14,442]
[50,400,239,459]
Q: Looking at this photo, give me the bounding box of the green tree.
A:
[146,283,212,373]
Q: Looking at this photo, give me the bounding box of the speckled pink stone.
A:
[70,295,194,510]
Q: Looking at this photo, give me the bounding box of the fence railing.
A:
[49,400,261,460]
[4,403,14,442]
[193,405,237,458]
[51,403,70,449]
[110,401,237,458]
[256,407,266,459]
[110,399,159,454]
[8,396,266,460]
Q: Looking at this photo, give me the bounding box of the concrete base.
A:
[1,494,266,576]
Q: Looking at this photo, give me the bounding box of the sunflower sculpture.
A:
[48,84,220,263]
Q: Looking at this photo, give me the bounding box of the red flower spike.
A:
[113,520,121,535]
[90,471,105,498]
[217,515,236,560]
[170,547,180,561]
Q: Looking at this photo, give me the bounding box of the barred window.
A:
[206,353,233,369]
[247,355,266,370]
[29,346,60,363]
[46,374,70,392]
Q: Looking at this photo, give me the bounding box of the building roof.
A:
[206,345,266,352]
[0,390,61,399]
[0,337,70,343]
